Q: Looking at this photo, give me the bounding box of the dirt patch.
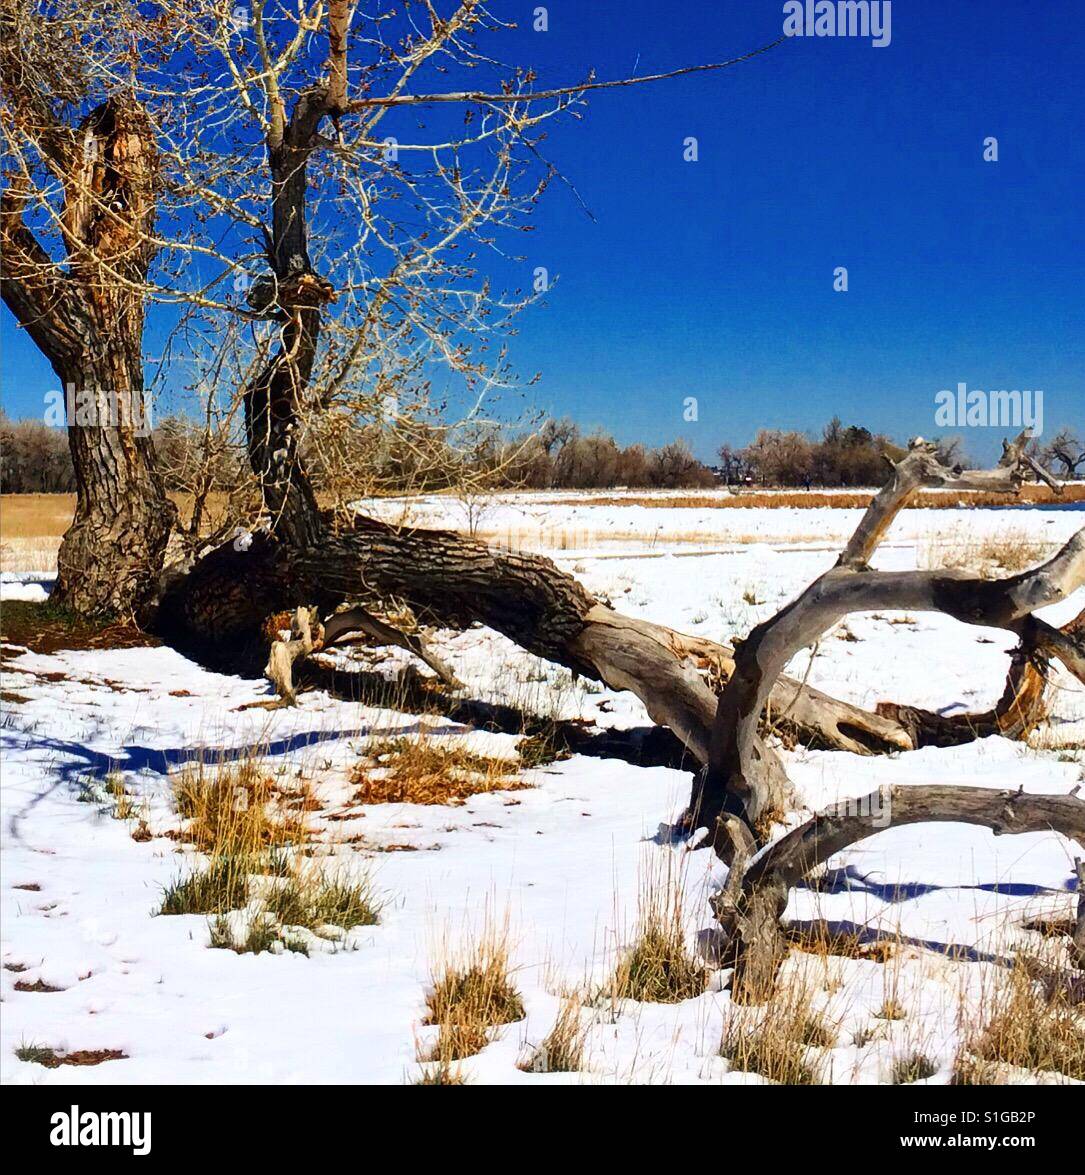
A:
[0,601,158,654]
[0,689,30,704]
[18,1046,127,1069]
[14,978,65,993]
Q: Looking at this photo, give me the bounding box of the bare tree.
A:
[1,0,176,616]
[1044,427,1085,479]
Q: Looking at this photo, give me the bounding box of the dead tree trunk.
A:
[0,95,175,620]
[714,785,1085,1002]
[693,432,1079,851]
[878,608,1084,747]
[691,433,1083,997]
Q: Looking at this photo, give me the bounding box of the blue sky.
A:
[3,0,1083,463]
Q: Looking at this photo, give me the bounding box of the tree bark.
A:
[0,95,175,620]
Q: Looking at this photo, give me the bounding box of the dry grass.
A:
[172,757,311,856]
[607,856,707,1005]
[414,1059,467,1085]
[537,484,1080,512]
[105,774,137,821]
[920,525,1057,578]
[720,980,834,1084]
[351,736,529,806]
[890,1051,939,1084]
[519,999,590,1074]
[15,1042,127,1069]
[955,962,1085,1082]
[423,915,525,1065]
[0,494,71,572]
[159,856,251,915]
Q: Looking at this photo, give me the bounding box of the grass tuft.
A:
[958,962,1084,1081]
[351,736,529,806]
[519,999,589,1073]
[424,915,524,1063]
[608,856,706,1004]
[890,1051,939,1084]
[159,856,250,916]
[720,980,833,1085]
[172,758,310,856]
[263,869,381,932]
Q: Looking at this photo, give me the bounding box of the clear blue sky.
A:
[2,0,1082,464]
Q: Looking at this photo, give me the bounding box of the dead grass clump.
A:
[424,917,525,1062]
[720,982,832,1085]
[159,856,251,916]
[960,963,1084,1081]
[519,999,589,1073]
[890,1051,938,1084]
[15,1043,127,1069]
[352,736,529,806]
[415,1059,467,1084]
[950,1055,1005,1085]
[172,758,310,856]
[609,858,707,1004]
[104,774,137,821]
[263,869,381,931]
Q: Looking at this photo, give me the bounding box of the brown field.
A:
[0,492,239,572]
[542,483,1083,511]
[2,482,1080,572]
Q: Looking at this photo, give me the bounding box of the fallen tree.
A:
[688,432,1085,996]
[713,785,1085,1002]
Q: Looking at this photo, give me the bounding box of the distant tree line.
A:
[3,410,1081,494]
[1,412,718,494]
[494,418,715,489]
[717,417,1083,488]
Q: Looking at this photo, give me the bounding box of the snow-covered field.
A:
[2,495,1082,1084]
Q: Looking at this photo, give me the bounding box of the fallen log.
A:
[713,784,1085,1002]
[694,432,1079,848]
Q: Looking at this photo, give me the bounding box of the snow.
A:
[1,497,1082,1084]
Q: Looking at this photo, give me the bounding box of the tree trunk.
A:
[52,353,175,621]
[0,95,175,620]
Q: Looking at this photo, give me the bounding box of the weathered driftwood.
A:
[693,432,1078,852]
[264,602,461,703]
[878,608,1084,746]
[713,785,1085,1002]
